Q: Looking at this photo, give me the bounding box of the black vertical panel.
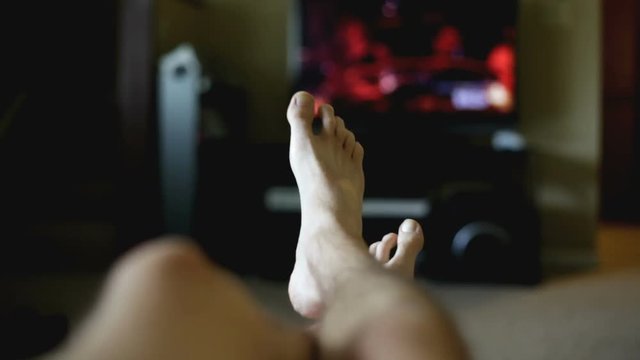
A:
[115,0,164,253]
[0,2,122,358]
[0,1,121,273]
[632,3,640,221]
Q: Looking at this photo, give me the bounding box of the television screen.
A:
[293,0,518,127]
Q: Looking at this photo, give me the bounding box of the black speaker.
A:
[416,185,541,284]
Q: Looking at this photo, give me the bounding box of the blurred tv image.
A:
[294,0,518,120]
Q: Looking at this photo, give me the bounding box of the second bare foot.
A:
[369,219,425,278]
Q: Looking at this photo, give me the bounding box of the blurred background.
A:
[0,0,638,358]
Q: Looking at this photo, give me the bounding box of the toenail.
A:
[401,220,418,233]
[322,104,334,114]
[294,92,313,107]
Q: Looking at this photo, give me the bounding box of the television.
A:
[290,0,519,138]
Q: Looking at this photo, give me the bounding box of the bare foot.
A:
[369,219,424,278]
[286,91,369,319]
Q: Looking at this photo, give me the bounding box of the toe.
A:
[376,233,398,263]
[352,142,364,162]
[319,104,336,135]
[287,91,315,135]
[344,130,356,154]
[384,220,423,278]
[335,116,345,136]
[369,242,379,256]
[335,116,348,141]
[390,219,424,262]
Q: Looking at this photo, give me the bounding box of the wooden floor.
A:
[597,222,640,272]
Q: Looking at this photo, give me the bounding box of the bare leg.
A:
[286,91,467,359]
[51,239,311,360]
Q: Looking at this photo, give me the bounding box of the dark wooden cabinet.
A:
[600,0,640,223]
[0,1,163,274]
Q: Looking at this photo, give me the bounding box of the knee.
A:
[106,236,213,293]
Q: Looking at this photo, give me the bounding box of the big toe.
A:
[287,91,315,136]
[387,219,424,277]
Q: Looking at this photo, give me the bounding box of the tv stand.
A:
[193,130,541,284]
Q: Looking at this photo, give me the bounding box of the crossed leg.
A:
[286,91,467,359]
[286,91,424,318]
[50,91,466,360]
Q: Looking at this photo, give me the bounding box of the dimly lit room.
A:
[1,0,639,359]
